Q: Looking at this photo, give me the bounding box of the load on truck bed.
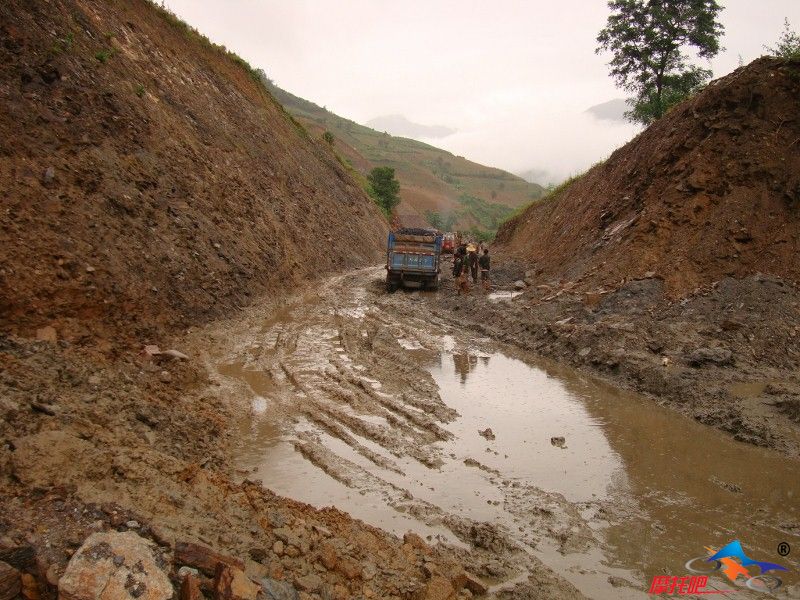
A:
[386,227,443,291]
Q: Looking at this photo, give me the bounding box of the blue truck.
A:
[385,228,443,291]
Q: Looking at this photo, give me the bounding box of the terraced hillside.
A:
[264,80,545,235]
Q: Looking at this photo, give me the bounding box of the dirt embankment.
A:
[480,57,800,457]
[497,57,800,298]
[0,0,387,350]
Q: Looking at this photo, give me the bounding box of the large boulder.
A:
[58,531,172,600]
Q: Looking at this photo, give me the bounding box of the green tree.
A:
[765,18,800,59]
[596,0,724,125]
[367,167,401,216]
[322,130,334,146]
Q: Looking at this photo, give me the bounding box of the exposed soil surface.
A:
[3,266,799,599]
[3,2,800,599]
[0,0,387,349]
[497,57,800,298]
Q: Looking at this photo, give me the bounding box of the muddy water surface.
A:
[214,270,800,599]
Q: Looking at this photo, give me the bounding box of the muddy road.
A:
[203,268,800,599]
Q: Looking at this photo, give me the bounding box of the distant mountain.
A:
[586,98,629,123]
[262,79,545,234]
[517,168,553,187]
[365,114,456,139]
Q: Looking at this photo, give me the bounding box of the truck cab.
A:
[386,228,443,291]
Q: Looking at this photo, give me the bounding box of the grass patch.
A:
[50,32,74,55]
[500,161,605,226]
[457,194,514,231]
[94,48,116,63]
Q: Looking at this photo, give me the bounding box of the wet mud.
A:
[208,268,800,599]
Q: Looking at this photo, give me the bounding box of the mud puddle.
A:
[213,271,800,599]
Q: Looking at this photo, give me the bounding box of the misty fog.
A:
[164,0,799,185]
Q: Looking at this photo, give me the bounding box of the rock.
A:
[35,326,57,343]
[0,561,21,600]
[272,528,303,550]
[513,280,526,290]
[174,541,244,577]
[215,565,260,600]
[125,521,140,529]
[45,563,62,588]
[686,347,734,367]
[43,166,55,184]
[578,347,591,358]
[179,573,202,600]
[418,575,456,600]
[158,370,172,383]
[643,271,656,279]
[243,559,268,581]
[260,577,298,600]
[161,349,189,361]
[317,543,337,570]
[176,567,199,580]
[402,532,428,552]
[462,573,487,595]
[550,436,566,448]
[294,573,322,593]
[477,428,495,441]
[58,531,172,600]
[85,265,96,273]
[142,345,161,358]
[272,541,284,556]
[20,572,38,600]
[336,558,361,580]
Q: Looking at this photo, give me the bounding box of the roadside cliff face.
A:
[496,57,800,298]
[0,0,388,347]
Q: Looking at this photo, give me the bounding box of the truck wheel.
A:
[386,281,397,293]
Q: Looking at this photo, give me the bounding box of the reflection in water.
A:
[451,352,489,385]
[223,330,800,598]
[524,358,800,590]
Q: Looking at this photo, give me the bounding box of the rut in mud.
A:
[207,268,800,599]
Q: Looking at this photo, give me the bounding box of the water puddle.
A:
[219,294,800,599]
[487,290,522,302]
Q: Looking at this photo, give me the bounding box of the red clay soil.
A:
[497,57,800,297]
[0,0,388,350]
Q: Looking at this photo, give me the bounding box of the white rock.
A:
[58,531,172,600]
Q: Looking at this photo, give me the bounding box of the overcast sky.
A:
[164,1,799,184]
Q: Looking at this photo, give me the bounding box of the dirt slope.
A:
[0,0,387,348]
[265,81,545,233]
[497,57,800,297]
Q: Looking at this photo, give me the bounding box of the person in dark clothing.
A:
[479,248,491,290]
[467,245,479,284]
[452,252,463,278]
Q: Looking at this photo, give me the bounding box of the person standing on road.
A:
[452,248,464,278]
[479,248,491,290]
[467,244,479,284]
